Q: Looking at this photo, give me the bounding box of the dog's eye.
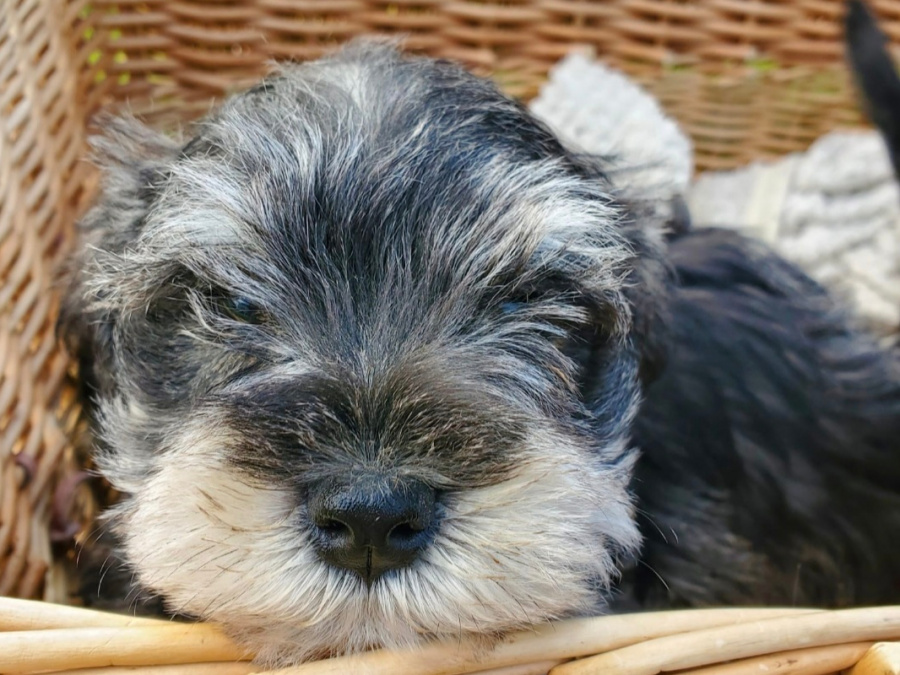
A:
[222,296,266,324]
[500,301,526,315]
[499,299,573,349]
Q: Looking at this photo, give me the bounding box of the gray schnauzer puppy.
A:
[61,34,900,666]
[62,42,664,663]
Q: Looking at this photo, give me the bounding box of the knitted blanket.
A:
[530,53,900,336]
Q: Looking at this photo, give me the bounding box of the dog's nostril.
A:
[388,521,422,541]
[316,518,350,537]
[307,476,438,585]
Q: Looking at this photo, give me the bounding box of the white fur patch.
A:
[111,420,639,666]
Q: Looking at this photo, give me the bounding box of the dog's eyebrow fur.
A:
[84,42,644,347]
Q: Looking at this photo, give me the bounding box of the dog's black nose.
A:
[308,475,437,584]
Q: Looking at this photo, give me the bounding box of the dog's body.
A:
[61,9,900,665]
[620,228,900,609]
[614,0,900,610]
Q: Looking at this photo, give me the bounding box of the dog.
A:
[61,43,664,663]
[60,14,900,667]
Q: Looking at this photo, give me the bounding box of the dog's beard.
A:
[102,419,639,666]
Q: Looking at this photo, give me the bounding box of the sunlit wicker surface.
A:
[3,597,900,675]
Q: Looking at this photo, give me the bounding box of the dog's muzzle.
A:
[307,473,438,585]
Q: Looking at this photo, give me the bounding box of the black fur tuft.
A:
[845,0,900,178]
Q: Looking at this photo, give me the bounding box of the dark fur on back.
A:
[621,227,900,609]
[617,5,900,608]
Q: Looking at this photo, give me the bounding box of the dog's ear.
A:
[562,199,672,393]
[57,115,179,404]
[82,114,179,246]
[623,213,672,386]
[845,0,900,178]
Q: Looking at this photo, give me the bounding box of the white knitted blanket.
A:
[690,134,900,333]
[530,53,900,336]
[530,53,693,226]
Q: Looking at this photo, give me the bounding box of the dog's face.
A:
[62,43,667,664]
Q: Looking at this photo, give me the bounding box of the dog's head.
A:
[61,42,668,664]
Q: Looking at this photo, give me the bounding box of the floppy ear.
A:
[79,114,179,250]
[559,197,672,400]
[619,202,673,387]
[57,115,179,404]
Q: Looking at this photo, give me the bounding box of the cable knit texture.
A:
[530,52,693,225]
[530,53,900,336]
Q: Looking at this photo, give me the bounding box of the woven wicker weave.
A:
[0,0,896,604]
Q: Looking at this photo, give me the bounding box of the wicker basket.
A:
[3,596,900,675]
[1,0,899,671]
